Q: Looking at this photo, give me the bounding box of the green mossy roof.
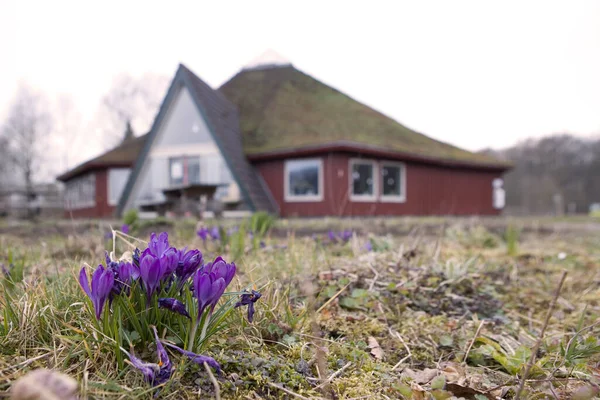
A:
[220,66,508,168]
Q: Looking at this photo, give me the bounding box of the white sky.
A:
[1,0,599,172]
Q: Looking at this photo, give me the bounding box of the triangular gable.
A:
[116,64,278,216]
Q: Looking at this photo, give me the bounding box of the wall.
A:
[255,152,504,217]
[64,170,115,218]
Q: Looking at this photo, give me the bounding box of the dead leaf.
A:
[368,336,384,360]
[402,368,439,384]
[445,383,493,399]
[439,361,467,386]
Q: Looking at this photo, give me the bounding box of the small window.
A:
[285,158,323,202]
[380,163,406,202]
[350,159,377,201]
[187,158,200,184]
[170,158,184,185]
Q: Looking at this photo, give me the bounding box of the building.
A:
[57,61,511,218]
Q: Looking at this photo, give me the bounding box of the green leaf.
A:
[351,288,369,298]
[339,297,361,310]
[439,335,453,347]
[431,375,446,390]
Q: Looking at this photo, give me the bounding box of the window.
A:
[187,158,200,184]
[65,173,96,210]
[380,162,406,202]
[350,159,377,201]
[169,158,184,185]
[284,158,323,202]
[169,156,200,186]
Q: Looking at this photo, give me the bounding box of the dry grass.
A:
[1,217,600,399]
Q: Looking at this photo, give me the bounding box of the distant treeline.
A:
[482,134,600,215]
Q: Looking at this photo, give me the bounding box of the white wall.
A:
[127,86,240,209]
[108,168,131,206]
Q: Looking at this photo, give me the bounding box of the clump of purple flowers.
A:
[77,231,261,387]
[196,226,222,243]
[327,230,353,244]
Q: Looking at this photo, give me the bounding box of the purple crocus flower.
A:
[146,232,171,258]
[132,248,141,267]
[192,270,226,319]
[158,298,190,319]
[340,230,353,242]
[121,224,130,234]
[123,326,172,386]
[364,240,373,252]
[204,256,236,288]
[327,230,337,242]
[163,342,221,373]
[209,227,220,241]
[175,248,203,286]
[105,253,140,298]
[125,351,159,384]
[197,227,209,242]
[141,232,178,282]
[1,263,10,278]
[139,254,165,304]
[235,290,262,323]
[79,265,114,320]
[152,326,173,384]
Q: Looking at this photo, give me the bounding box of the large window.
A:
[350,159,377,201]
[284,158,323,202]
[65,173,96,210]
[380,162,406,202]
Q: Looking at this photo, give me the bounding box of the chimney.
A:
[122,120,135,142]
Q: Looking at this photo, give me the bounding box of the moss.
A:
[220,66,510,167]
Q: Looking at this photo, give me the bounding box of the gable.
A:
[117,64,278,216]
[121,86,237,209]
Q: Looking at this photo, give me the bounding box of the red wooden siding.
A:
[64,170,116,218]
[254,152,503,217]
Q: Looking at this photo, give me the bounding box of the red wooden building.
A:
[57,62,510,218]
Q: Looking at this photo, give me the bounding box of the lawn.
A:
[1,216,600,399]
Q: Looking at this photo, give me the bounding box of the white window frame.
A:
[349,158,378,202]
[284,158,324,202]
[380,161,407,203]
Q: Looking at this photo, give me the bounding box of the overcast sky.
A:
[1,0,599,170]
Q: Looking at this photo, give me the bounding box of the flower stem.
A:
[187,320,199,352]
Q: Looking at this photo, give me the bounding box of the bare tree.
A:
[95,73,169,148]
[52,94,83,173]
[0,84,52,215]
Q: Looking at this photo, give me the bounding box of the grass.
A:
[1,217,600,399]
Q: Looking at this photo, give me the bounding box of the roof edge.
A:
[115,65,187,217]
[246,141,513,171]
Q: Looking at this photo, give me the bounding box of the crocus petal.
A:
[78,267,91,298]
[209,277,226,308]
[247,302,255,323]
[151,326,171,370]
[127,352,159,384]
[158,298,190,319]
[164,342,221,374]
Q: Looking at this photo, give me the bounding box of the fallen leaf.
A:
[368,336,384,360]
[439,361,467,386]
[445,383,493,399]
[431,375,446,390]
[402,368,439,384]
